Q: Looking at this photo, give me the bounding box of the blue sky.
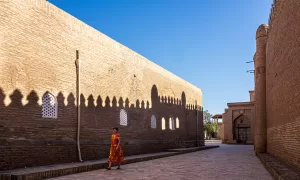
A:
[48,0,272,115]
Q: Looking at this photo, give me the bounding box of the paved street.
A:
[50,143,273,180]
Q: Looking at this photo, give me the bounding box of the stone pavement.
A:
[0,146,219,180]
[50,143,273,180]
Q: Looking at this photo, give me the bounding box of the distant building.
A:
[212,114,223,139]
[220,91,255,144]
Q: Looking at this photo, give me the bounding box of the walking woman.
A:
[106,127,124,170]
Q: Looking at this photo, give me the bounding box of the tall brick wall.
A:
[0,0,203,170]
[264,0,300,171]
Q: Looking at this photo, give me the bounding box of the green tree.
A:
[204,122,218,137]
[203,110,213,123]
[203,110,218,138]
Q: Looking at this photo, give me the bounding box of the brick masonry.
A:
[0,0,203,170]
[255,0,300,172]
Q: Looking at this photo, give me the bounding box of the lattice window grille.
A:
[120,109,128,126]
[176,117,180,128]
[151,115,156,129]
[42,93,57,119]
[162,118,166,130]
[169,117,175,130]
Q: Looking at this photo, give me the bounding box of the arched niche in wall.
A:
[151,115,157,129]
[181,91,186,107]
[120,109,128,126]
[232,114,251,142]
[151,85,159,108]
[169,117,175,130]
[176,117,180,128]
[42,92,57,119]
[161,117,166,130]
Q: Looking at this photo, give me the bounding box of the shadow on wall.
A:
[0,85,203,170]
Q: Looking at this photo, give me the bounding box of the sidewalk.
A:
[0,145,219,180]
[48,144,273,180]
[205,139,222,142]
[257,153,300,180]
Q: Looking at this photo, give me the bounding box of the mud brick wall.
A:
[0,0,203,170]
[265,0,300,171]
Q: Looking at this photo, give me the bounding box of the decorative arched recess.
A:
[151,85,159,108]
[151,115,156,129]
[233,114,251,141]
[120,109,128,126]
[169,117,175,130]
[42,92,57,119]
[161,118,166,130]
[181,92,186,107]
[176,117,180,128]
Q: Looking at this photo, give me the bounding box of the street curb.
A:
[0,145,219,180]
[256,152,300,180]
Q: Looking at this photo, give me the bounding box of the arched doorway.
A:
[233,114,251,144]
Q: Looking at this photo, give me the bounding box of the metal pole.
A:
[76,50,83,162]
[195,100,199,147]
[196,107,199,146]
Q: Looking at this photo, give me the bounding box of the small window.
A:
[151,115,156,129]
[42,93,57,119]
[169,117,175,130]
[176,117,179,128]
[120,109,127,126]
[162,118,166,130]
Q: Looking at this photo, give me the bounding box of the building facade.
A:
[212,114,222,139]
[0,0,203,170]
[221,91,255,144]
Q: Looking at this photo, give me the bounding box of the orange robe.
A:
[108,133,124,163]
